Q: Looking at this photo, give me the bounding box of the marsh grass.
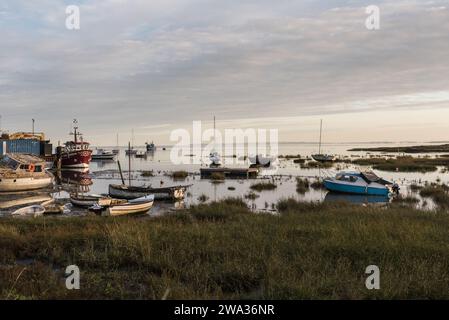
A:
[210,172,225,182]
[347,156,449,172]
[419,185,449,208]
[296,178,310,194]
[171,171,188,180]
[301,161,333,169]
[140,170,154,177]
[2,199,449,299]
[250,182,277,192]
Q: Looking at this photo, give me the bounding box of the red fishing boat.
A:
[60,120,92,169]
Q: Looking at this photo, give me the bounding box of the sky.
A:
[1,0,449,145]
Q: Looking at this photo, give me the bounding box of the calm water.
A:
[1,142,448,215]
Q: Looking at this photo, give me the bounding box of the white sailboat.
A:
[209,116,221,166]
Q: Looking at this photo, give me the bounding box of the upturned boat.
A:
[0,154,53,192]
[109,184,187,200]
[12,205,45,217]
[324,171,399,196]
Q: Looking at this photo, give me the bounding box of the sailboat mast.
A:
[131,129,134,149]
[318,119,323,155]
[128,141,131,186]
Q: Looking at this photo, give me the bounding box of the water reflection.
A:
[55,170,93,193]
[324,192,391,204]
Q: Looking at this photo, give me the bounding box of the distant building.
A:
[0,132,53,157]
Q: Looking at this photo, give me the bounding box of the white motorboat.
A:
[91,149,115,160]
[0,154,53,192]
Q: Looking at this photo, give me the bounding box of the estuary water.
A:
[1,142,448,216]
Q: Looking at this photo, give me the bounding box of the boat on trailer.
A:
[324,171,399,196]
[109,184,188,200]
[0,154,53,192]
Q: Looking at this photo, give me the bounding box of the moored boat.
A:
[324,171,399,196]
[106,195,154,216]
[59,120,92,169]
[135,151,147,158]
[70,193,127,207]
[146,141,156,152]
[70,194,106,207]
[0,154,53,192]
[311,119,335,162]
[248,154,274,168]
[311,154,335,162]
[91,149,115,160]
[109,184,188,200]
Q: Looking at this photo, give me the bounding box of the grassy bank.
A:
[341,156,449,172]
[1,199,449,299]
[348,144,449,153]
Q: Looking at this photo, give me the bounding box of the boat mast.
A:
[318,119,322,155]
[213,116,216,146]
[131,129,135,149]
[128,141,131,186]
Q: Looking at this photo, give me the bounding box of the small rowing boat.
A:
[70,194,127,207]
[70,194,106,207]
[106,195,154,216]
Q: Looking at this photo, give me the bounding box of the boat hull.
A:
[107,200,154,216]
[61,150,92,168]
[324,179,389,196]
[12,205,45,217]
[0,177,53,192]
[312,154,334,162]
[109,184,186,200]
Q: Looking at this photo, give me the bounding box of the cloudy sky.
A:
[1,0,449,145]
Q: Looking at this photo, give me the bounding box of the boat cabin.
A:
[0,154,46,173]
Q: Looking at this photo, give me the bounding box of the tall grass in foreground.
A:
[1,198,449,299]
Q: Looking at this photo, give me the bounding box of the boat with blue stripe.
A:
[324,171,399,196]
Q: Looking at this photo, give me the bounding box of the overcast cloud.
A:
[1,0,448,144]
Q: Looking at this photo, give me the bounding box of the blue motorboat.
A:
[324,171,399,196]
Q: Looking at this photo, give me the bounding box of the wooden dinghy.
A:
[109,184,187,200]
[106,195,154,216]
[12,205,45,217]
[70,194,127,207]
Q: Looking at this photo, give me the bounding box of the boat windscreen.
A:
[0,156,19,169]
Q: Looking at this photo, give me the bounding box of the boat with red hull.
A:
[60,120,92,169]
